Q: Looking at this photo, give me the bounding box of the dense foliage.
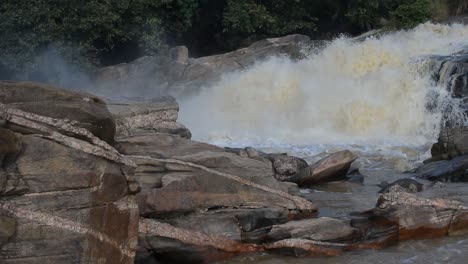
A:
[0,0,465,77]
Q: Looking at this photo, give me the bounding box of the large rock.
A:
[0,100,139,263]
[370,190,468,240]
[94,34,315,97]
[107,96,191,139]
[415,154,468,182]
[117,133,317,263]
[266,154,311,183]
[0,81,116,144]
[294,150,357,186]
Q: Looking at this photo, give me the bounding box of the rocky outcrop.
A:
[0,92,139,263]
[94,34,316,97]
[0,81,116,144]
[107,96,191,139]
[293,150,357,186]
[114,131,319,263]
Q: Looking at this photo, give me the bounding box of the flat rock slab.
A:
[0,81,116,144]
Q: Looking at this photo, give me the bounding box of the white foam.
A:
[179,23,468,163]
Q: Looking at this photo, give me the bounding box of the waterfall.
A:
[179,23,468,158]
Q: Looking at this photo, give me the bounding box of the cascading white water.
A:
[179,23,468,165]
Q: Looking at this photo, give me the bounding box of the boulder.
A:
[415,154,468,182]
[266,154,311,182]
[294,150,357,186]
[370,190,468,240]
[0,102,139,263]
[107,96,191,139]
[0,81,116,144]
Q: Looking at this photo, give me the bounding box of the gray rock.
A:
[415,155,468,182]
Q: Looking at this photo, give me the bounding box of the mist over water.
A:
[179,23,468,163]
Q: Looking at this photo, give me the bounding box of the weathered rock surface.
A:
[0,81,116,144]
[266,154,311,183]
[377,179,424,193]
[107,96,191,139]
[370,190,468,240]
[94,34,315,97]
[117,132,318,263]
[294,150,357,186]
[0,88,138,263]
[415,154,468,182]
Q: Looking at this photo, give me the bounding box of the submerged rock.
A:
[295,150,357,186]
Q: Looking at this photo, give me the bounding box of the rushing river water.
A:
[179,23,468,264]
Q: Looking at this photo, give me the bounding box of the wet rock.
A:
[0,81,116,144]
[415,154,468,182]
[378,179,424,193]
[431,127,468,161]
[107,96,191,139]
[427,51,468,160]
[295,150,358,186]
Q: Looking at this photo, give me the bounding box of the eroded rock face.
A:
[295,150,357,186]
[0,81,116,144]
[0,92,138,263]
[372,190,468,240]
[117,133,318,263]
[94,34,315,97]
[107,96,191,139]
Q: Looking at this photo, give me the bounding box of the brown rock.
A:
[0,81,116,144]
[295,150,357,186]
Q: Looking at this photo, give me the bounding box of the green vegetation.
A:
[0,0,466,76]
